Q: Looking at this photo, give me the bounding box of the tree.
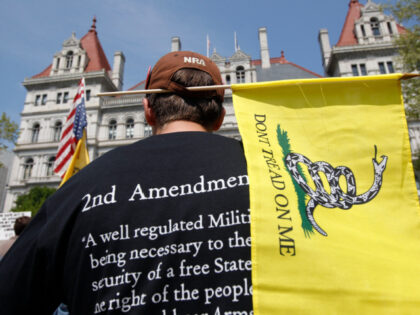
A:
[11,186,57,217]
[384,0,420,119]
[0,112,19,150]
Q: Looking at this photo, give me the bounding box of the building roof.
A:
[32,64,52,79]
[128,80,146,91]
[336,0,407,47]
[252,51,323,79]
[80,17,111,73]
[336,0,364,47]
[31,17,111,78]
[128,51,321,90]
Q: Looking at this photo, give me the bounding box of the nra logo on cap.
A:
[184,56,206,66]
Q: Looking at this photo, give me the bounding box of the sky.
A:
[0,0,399,125]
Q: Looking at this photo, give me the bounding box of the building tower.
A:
[4,18,124,211]
[318,0,405,77]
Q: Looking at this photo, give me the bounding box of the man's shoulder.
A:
[58,132,244,193]
[101,132,242,160]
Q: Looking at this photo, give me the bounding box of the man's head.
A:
[144,51,225,133]
[14,216,31,236]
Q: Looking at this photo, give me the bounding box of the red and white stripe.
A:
[53,78,85,178]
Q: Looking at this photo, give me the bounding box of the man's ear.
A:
[212,107,226,131]
[143,97,156,126]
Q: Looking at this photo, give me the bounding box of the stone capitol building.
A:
[2,0,417,211]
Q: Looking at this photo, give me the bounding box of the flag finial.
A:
[90,16,97,33]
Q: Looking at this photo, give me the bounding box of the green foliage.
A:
[384,0,420,119]
[0,112,19,150]
[412,150,420,172]
[11,186,57,217]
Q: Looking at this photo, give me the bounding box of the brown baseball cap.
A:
[145,51,224,102]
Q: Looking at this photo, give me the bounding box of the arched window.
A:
[66,51,74,69]
[108,119,117,140]
[144,117,152,137]
[370,18,381,36]
[236,66,245,83]
[53,121,62,142]
[32,123,40,143]
[46,156,55,176]
[226,75,231,85]
[126,118,134,139]
[23,158,34,179]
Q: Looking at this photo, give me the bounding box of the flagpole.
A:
[54,76,90,182]
[206,34,210,58]
[96,73,418,98]
[97,84,232,97]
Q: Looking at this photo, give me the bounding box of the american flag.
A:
[54,78,87,178]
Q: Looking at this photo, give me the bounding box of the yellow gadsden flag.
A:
[232,74,420,314]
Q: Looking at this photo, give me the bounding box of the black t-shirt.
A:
[0,132,252,314]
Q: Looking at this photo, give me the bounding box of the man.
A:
[0,51,252,314]
[0,216,31,259]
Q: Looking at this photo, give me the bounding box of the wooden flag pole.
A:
[96,74,418,97]
[97,84,232,97]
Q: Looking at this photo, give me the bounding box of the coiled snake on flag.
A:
[285,146,388,236]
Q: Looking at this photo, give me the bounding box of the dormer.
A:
[354,0,399,44]
[51,32,88,76]
[229,50,251,65]
[229,50,252,84]
[210,50,226,66]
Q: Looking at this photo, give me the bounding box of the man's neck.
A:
[155,120,209,135]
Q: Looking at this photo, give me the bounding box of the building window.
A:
[56,58,60,70]
[56,93,62,104]
[66,51,73,69]
[351,64,359,76]
[23,158,34,180]
[41,94,47,105]
[53,121,62,142]
[86,89,91,101]
[35,95,41,106]
[370,17,381,36]
[387,22,393,35]
[108,119,117,140]
[144,118,152,137]
[126,118,134,139]
[77,55,81,67]
[236,66,245,83]
[360,64,367,76]
[63,92,69,104]
[387,61,395,73]
[378,62,386,74]
[226,75,231,85]
[46,157,55,176]
[32,123,40,143]
[361,25,366,37]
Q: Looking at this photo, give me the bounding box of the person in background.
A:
[0,216,31,259]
